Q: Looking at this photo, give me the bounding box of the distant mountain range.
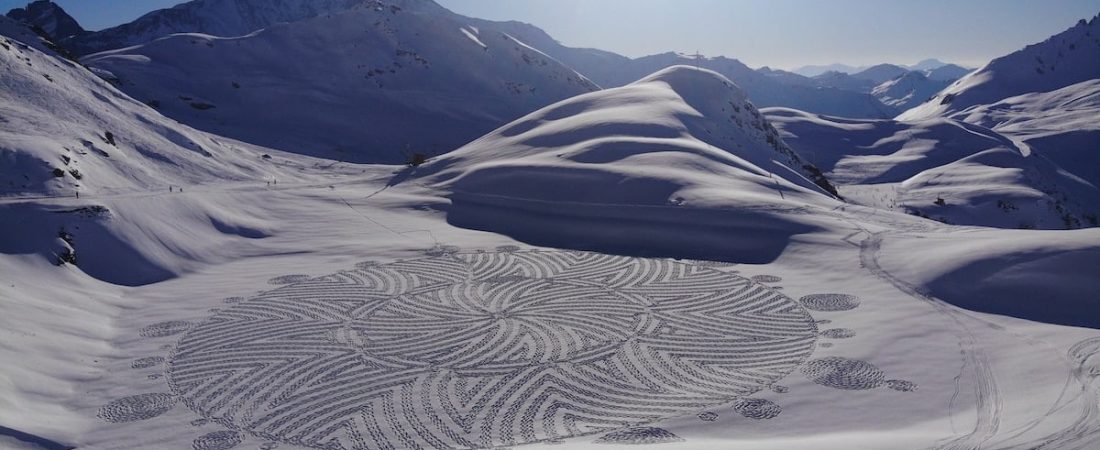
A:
[793,58,968,77]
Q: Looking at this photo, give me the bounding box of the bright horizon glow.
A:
[3,0,1099,70]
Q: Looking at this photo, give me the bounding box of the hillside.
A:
[871,71,951,110]
[900,14,1100,120]
[419,66,840,261]
[84,3,598,163]
[766,107,1100,229]
[0,16,304,197]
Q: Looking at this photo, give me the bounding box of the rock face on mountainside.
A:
[84,2,598,162]
[4,0,83,41]
[420,66,839,260]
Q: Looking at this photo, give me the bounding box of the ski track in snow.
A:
[858,227,1100,450]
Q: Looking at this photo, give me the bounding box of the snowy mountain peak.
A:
[69,0,439,55]
[5,0,84,40]
[900,13,1100,120]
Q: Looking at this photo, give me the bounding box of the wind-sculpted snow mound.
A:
[420,66,840,262]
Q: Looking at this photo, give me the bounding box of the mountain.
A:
[84,2,598,163]
[952,79,1100,190]
[766,107,1100,229]
[538,52,898,118]
[69,0,410,56]
[871,71,951,110]
[908,58,950,72]
[812,70,877,92]
[851,64,910,84]
[419,66,839,260]
[900,14,1100,121]
[4,0,83,41]
[0,16,297,198]
[925,63,972,81]
[791,63,866,77]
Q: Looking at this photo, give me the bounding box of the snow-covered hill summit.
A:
[420,66,840,261]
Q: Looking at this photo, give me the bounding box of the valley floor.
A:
[2,168,1098,450]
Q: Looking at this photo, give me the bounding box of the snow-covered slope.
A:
[0,17,300,197]
[900,14,1100,121]
[957,79,1100,189]
[766,107,1100,229]
[84,3,598,163]
[871,71,951,110]
[419,66,840,261]
[66,0,389,56]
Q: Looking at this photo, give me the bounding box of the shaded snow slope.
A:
[900,14,1100,121]
[871,71,951,111]
[951,79,1100,190]
[65,0,382,56]
[0,17,304,197]
[878,228,1100,328]
[0,17,368,286]
[419,66,840,262]
[766,107,1100,229]
[84,3,597,163]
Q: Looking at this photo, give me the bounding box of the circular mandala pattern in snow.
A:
[193,431,242,450]
[802,357,885,390]
[732,398,782,419]
[166,251,817,449]
[98,393,176,423]
[800,294,861,312]
[594,427,684,445]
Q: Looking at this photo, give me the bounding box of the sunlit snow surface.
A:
[1,9,1100,450]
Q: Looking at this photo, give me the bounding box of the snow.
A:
[1,4,1099,450]
[765,107,1100,229]
[417,66,839,261]
[871,71,950,111]
[899,14,1100,121]
[83,4,598,163]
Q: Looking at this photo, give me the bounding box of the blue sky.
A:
[4,0,1099,69]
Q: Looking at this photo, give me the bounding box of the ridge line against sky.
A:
[3,0,1099,69]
